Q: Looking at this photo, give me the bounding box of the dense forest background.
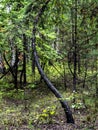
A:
[0,0,98,129]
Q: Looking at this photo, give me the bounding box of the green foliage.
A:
[71,102,85,109]
[89,49,98,56]
[34,106,57,124]
[2,89,24,100]
[0,0,98,129]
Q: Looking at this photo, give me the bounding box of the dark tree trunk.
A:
[77,53,81,74]
[23,34,27,85]
[3,48,19,89]
[33,43,74,123]
[3,53,16,82]
[20,34,27,87]
[14,47,18,89]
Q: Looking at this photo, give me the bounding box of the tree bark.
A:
[20,34,27,87]
[0,53,5,74]
[32,43,74,123]
[23,34,27,85]
[14,47,18,89]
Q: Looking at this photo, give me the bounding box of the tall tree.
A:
[32,0,74,123]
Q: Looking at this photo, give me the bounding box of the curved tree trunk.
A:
[31,0,74,123]
[33,43,74,123]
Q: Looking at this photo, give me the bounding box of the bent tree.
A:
[32,0,74,123]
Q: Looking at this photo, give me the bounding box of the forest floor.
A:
[0,83,98,130]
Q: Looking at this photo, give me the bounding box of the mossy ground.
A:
[0,82,98,130]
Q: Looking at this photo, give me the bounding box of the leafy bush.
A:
[34,106,57,124]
